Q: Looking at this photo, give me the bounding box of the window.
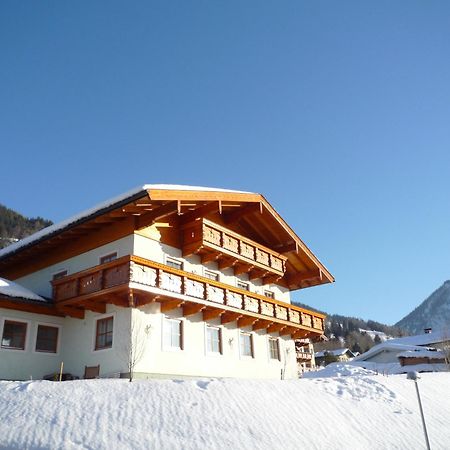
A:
[1,320,27,350]
[206,325,222,354]
[237,281,250,291]
[269,337,280,361]
[264,290,274,299]
[163,317,183,350]
[36,325,59,353]
[95,317,114,350]
[204,270,219,281]
[166,257,183,270]
[240,331,254,358]
[100,252,117,265]
[53,270,67,280]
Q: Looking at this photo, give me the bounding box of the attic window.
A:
[237,281,250,291]
[100,252,117,265]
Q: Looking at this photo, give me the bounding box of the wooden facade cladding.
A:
[182,218,287,281]
[51,255,325,337]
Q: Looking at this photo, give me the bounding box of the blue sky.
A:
[1,1,450,324]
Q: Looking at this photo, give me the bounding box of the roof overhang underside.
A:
[0,187,334,290]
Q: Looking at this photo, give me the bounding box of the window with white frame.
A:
[264,290,275,299]
[95,316,114,350]
[100,252,117,265]
[206,325,222,354]
[35,325,59,353]
[240,331,254,357]
[268,337,280,361]
[204,269,219,281]
[1,320,27,350]
[237,280,250,291]
[166,257,183,270]
[163,317,183,350]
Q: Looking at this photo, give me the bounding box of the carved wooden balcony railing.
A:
[182,218,287,282]
[296,351,313,361]
[52,255,325,335]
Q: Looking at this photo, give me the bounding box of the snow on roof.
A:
[397,349,445,359]
[387,330,450,346]
[0,277,46,302]
[352,342,433,362]
[0,184,256,260]
[315,348,354,358]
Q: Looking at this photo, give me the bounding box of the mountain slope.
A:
[396,280,450,334]
[0,204,52,249]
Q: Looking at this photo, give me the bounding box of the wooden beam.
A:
[180,202,221,225]
[203,308,225,321]
[183,303,205,317]
[218,258,238,270]
[279,326,297,336]
[0,299,64,317]
[267,323,286,333]
[82,302,106,314]
[249,268,269,281]
[237,316,258,328]
[262,274,282,285]
[288,269,322,286]
[233,263,253,276]
[56,306,85,319]
[160,299,184,313]
[253,320,272,331]
[137,201,178,228]
[201,252,222,264]
[291,330,309,339]
[221,311,242,324]
[275,241,298,254]
[224,202,263,224]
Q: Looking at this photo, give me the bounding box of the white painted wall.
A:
[60,305,131,378]
[133,233,291,303]
[0,308,65,380]
[0,305,131,380]
[130,304,298,380]
[15,236,134,297]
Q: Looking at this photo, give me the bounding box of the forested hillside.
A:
[0,204,52,249]
[294,302,407,354]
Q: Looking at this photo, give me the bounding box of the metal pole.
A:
[414,380,431,450]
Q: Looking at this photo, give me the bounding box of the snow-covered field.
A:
[0,370,449,450]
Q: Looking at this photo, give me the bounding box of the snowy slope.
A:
[0,373,449,450]
[396,281,450,334]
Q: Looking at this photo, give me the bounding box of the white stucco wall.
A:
[0,308,65,380]
[0,305,131,381]
[15,236,134,297]
[133,233,291,303]
[129,304,298,380]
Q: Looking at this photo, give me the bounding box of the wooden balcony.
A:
[296,351,313,361]
[182,218,287,282]
[52,255,325,338]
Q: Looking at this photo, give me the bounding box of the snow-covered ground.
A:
[0,371,449,450]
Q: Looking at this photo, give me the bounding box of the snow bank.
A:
[0,277,46,302]
[0,373,449,449]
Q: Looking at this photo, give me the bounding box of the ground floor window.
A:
[268,337,280,361]
[36,325,59,353]
[206,325,222,354]
[240,331,254,357]
[163,317,183,350]
[1,320,27,350]
[95,316,114,350]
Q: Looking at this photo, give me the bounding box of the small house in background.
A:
[315,348,356,366]
[0,184,334,381]
[397,349,445,367]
